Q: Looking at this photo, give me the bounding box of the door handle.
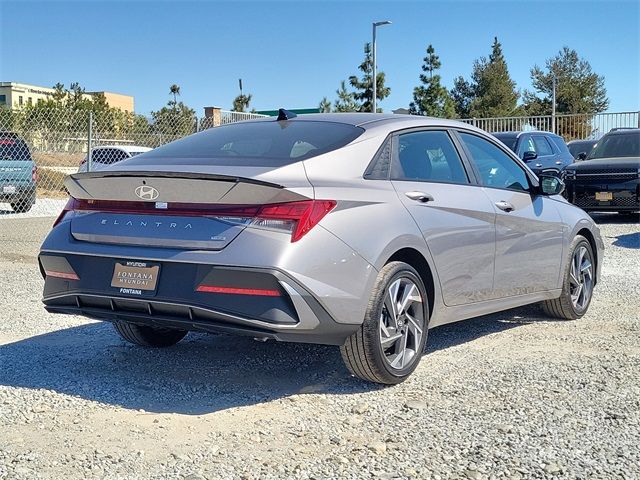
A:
[405,191,434,203]
[555,161,563,165]
[535,163,542,167]
[495,200,515,212]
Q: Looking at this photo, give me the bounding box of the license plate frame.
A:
[595,191,613,202]
[111,260,160,297]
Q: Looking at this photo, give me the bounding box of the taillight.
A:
[32,165,38,182]
[254,200,336,242]
[53,198,336,242]
[52,197,77,227]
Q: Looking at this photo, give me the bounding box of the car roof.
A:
[241,112,490,135]
[492,130,560,138]
[93,145,152,154]
[567,139,597,144]
[605,128,640,136]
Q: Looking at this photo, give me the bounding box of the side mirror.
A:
[522,151,538,162]
[577,152,587,160]
[538,174,565,196]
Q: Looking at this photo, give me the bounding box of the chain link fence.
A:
[0,108,266,226]
[1,108,638,245]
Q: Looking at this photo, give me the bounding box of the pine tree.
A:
[523,46,609,115]
[348,43,390,112]
[451,37,518,118]
[409,44,456,118]
[468,37,518,117]
[333,81,359,112]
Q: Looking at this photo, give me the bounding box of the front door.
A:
[457,131,564,297]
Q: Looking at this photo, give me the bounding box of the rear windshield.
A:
[568,140,596,158]
[125,120,364,167]
[492,134,517,152]
[587,132,640,159]
[0,139,32,161]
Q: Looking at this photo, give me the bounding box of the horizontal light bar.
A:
[45,270,79,280]
[196,285,281,297]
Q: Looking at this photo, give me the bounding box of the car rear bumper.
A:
[40,253,360,345]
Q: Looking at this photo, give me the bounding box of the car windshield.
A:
[0,138,32,161]
[568,141,595,158]
[587,131,640,159]
[492,134,518,152]
[125,120,364,167]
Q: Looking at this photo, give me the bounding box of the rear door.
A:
[457,131,564,297]
[390,129,496,306]
[531,135,558,172]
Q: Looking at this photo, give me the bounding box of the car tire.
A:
[340,261,429,385]
[11,196,34,213]
[541,235,595,320]
[113,322,187,347]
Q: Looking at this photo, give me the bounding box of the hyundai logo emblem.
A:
[135,185,159,200]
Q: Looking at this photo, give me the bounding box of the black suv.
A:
[562,128,640,213]
[492,131,574,175]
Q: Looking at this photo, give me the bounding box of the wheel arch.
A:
[386,247,435,320]
[576,227,599,285]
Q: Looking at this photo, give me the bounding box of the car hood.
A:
[566,157,640,171]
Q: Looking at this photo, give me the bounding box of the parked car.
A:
[0,131,37,213]
[567,139,598,160]
[492,131,574,175]
[563,128,640,213]
[78,145,152,172]
[40,112,604,385]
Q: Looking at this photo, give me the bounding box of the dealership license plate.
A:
[595,191,613,201]
[2,185,16,194]
[111,261,160,296]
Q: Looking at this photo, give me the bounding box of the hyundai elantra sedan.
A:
[39,112,603,384]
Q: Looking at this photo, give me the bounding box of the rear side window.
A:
[0,139,32,161]
[533,136,554,156]
[126,120,364,167]
[549,136,570,154]
[392,130,469,184]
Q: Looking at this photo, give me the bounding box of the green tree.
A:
[318,97,331,113]
[451,37,518,118]
[232,93,252,112]
[348,43,390,112]
[468,37,518,117]
[151,101,196,138]
[333,80,359,112]
[409,44,456,118]
[450,76,474,118]
[522,46,609,116]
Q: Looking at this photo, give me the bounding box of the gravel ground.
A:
[0,214,638,480]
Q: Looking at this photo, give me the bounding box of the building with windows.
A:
[0,82,135,112]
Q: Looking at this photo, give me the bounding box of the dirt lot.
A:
[0,215,638,480]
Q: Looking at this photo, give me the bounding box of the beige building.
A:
[0,82,135,112]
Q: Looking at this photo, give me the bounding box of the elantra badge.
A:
[135,185,159,200]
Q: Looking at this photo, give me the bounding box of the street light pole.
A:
[372,20,391,113]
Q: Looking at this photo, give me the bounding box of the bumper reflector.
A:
[196,285,281,296]
[45,270,80,280]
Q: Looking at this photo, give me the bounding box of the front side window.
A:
[533,136,553,156]
[459,132,530,192]
[392,130,469,184]
[518,136,536,157]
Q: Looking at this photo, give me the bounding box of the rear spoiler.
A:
[64,171,308,205]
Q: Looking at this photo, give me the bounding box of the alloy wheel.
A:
[569,245,593,311]
[379,277,425,370]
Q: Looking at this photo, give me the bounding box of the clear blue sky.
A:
[1,0,638,116]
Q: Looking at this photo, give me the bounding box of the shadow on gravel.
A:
[612,232,640,249]
[0,304,547,414]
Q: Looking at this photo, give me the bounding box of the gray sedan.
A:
[39,112,603,384]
